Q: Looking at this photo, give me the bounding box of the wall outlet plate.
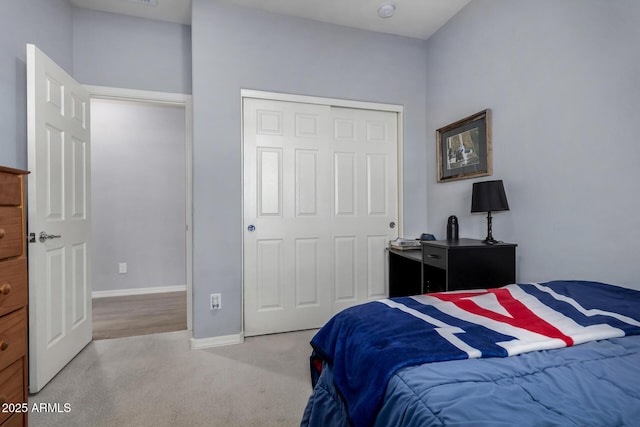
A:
[210,293,221,310]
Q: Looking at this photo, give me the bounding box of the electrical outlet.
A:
[210,293,222,310]
[118,263,127,274]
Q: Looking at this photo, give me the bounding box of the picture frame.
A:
[436,109,492,182]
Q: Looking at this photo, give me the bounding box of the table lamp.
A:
[471,180,509,244]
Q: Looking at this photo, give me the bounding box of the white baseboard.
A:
[92,284,187,299]
[190,333,244,350]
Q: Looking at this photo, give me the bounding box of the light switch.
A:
[119,263,127,274]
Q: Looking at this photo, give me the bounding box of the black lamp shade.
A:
[471,180,509,213]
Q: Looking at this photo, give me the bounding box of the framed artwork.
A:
[436,109,492,182]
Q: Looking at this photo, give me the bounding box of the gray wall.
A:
[5,0,638,343]
[0,0,73,168]
[0,5,190,169]
[72,8,192,94]
[0,2,193,327]
[191,1,429,338]
[424,0,640,288]
[70,7,193,295]
[91,99,186,293]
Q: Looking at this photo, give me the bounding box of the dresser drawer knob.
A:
[0,228,5,239]
[0,340,8,351]
[0,283,11,295]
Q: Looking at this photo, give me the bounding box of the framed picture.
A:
[436,109,492,182]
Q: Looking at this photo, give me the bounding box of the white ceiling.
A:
[69,0,470,40]
[69,0,193,25]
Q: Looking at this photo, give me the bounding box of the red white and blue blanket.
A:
[309,281,640,427]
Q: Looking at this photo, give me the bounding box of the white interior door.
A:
[330,106,398,314]
[243,98,333,336]
[26,44,92,393]
[243,97,398,336]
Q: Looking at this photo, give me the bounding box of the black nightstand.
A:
[421,238,517,293]
[387,248,423,297]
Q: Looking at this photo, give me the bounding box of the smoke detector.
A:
[378,3,396,19]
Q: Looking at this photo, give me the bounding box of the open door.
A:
[26,44,92,393]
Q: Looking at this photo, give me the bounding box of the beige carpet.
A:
[29,329,317,427]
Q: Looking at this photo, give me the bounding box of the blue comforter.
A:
[303,335,640,426]
[303,281,640,427]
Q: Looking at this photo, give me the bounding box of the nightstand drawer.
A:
[422,245,446,269]
[0,308,26,372]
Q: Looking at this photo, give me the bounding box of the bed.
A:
[300,280,640,427]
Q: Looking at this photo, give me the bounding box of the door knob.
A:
[248,225,256,232]
[389,222,396,229]
[39,231,62,242]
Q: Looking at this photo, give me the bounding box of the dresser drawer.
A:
[422,245,446,269]
[0,259,27,318]
[0,208,22,260]
[1,412,25,427]
[1,413,26,427]
[0,308,26,372]
[0,359,25,426]
[0,173,21,207]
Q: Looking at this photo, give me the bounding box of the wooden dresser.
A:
[0,166,29,427]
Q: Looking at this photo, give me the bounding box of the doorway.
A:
[87,86,193,338]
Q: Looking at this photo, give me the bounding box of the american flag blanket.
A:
[309,281,640,427]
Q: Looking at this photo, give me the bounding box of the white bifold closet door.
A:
[243,97,398,336]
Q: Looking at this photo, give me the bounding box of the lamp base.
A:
[482,237,502,245]
[482,211,502,245]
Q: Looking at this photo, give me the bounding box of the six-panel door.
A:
[243,98,398,336]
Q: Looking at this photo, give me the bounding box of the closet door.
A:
[243,98,332,336]
[330,107,398,314]
[243,97,398,336]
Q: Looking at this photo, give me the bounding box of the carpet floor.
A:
[29,329,317,427]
